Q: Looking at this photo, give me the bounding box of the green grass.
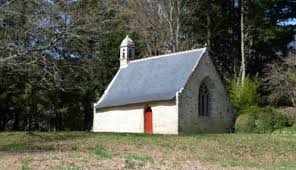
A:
[0,131,296,169]
[21,163,31,170]
[0,143,27,151]
[124,154,154,162]
[53,165,80,170]
[273,126,296,135]
[88,146,111,159]
[124,154,154,169]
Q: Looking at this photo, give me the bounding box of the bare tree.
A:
[237,0,255,90]
[121,0,199,56]
[0,0,117,90]
[263,51,296,107]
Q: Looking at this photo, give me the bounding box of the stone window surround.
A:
[198,76,216,118]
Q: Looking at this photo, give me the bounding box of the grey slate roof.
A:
[95,48,206,109]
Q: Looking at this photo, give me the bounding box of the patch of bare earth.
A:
[0,147,252,170]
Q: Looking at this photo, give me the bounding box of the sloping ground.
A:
[0,131,296,170]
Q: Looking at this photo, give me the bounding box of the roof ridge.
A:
[130,48,206,64]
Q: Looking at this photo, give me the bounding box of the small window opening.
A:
[128,49,133,58]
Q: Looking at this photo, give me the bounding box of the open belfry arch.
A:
[93,36,234,134]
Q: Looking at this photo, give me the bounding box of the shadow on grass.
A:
[0,131,94,153]
[0,143,77,152]
[0,143,28,152]
[0,132,180,153]
[25,131,94,142]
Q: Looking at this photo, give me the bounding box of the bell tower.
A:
[120,35,135,67]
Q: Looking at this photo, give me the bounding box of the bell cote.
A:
[120,35,135,67]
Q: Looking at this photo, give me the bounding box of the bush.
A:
[230,76,259,114]
[235,112,256,133]
[235,106,288,133]
[273,125,296,135]
[280,107,296,126]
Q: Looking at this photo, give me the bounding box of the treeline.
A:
[0,0,124,130]
[0,0,295,131]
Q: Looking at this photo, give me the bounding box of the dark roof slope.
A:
[95,48,206,109]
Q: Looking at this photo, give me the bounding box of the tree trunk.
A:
[240,0,246,86]
[206,0,212,54]
[13,112,19,131]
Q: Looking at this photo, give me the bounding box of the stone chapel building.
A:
[93,35,234,134]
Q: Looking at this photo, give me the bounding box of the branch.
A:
[0,37,60,63]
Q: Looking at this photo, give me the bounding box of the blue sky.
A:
[280,18,296,26]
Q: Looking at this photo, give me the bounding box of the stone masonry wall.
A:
[178,53,234,133]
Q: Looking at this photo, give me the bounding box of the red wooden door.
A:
[144,108,153,134]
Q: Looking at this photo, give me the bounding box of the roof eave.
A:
[95,97,177,110]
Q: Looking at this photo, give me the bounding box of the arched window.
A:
[199,81,210,116]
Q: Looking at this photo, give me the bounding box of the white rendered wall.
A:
[93,101,178,134]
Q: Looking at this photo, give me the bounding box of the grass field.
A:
[0,129,296,170]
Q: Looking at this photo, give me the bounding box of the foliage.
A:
[262,51,296,107]
[0,0,124,131]
[246,0,296,75]
[273,125,296,135]
[230,76,259,114]
[0,0,295,131]
[122,0,296,83]
[235,106,288,133]
[280,107,296,126]
[234,112,256,133]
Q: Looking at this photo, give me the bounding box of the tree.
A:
[0,0,124,131]
[122,0,240,83]
[263,50,296,107]
[240,0,247,85]
[236,0,295,101]
[185,0,240,83]
[242,0,296,75]
[121,0,200,56]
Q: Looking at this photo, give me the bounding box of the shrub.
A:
[230,76,259,114]
[235,113,256,133]
[273,125,296,135]
[280,107,296,126]
[235,106,288,133]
